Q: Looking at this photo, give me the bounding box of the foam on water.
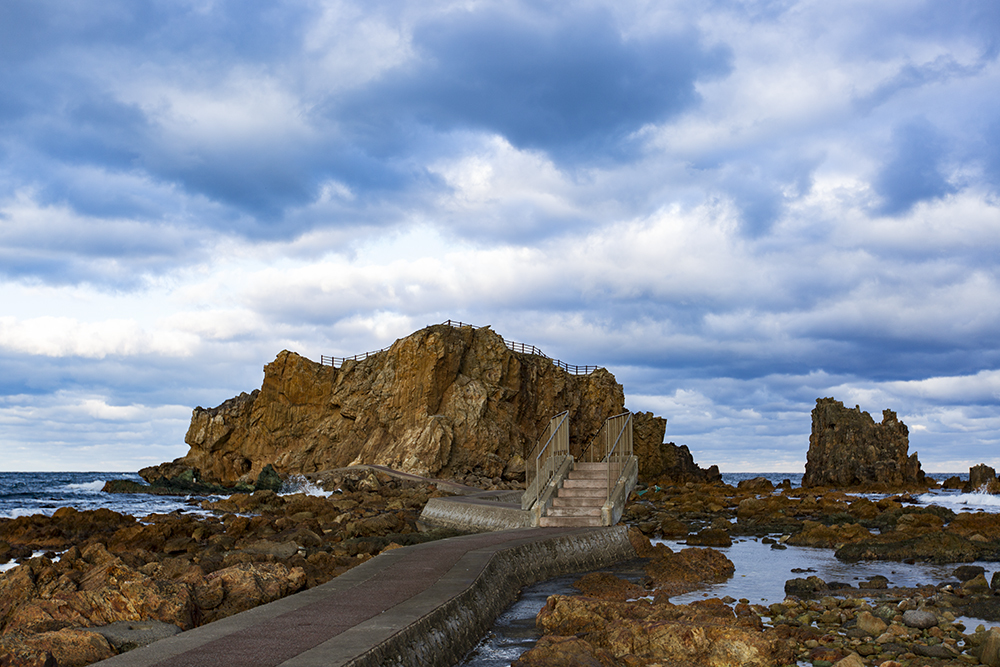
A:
[917,487,1000,513]
[280,475,334,497]
[62,480,107,493]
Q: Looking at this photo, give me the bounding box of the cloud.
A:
[337,4,731,163]
[0,0,999,473]
[874,119,956,215]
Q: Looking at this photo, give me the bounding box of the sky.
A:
[1,0,999,473]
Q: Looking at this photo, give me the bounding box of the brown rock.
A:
[532,595,792,666]
[633,412,720,482]
[19,629,115,667]
[686,528,732,547]
[965,464,1000,494]
[572,572,645,601]
[981,627,1000,667]
[512,634,616,667]
[147,324,631,485]
[198,563,307,624]
[802,398,925,488]
[786,520,872,548]
[895,512,944,534]
[856,611,888,637]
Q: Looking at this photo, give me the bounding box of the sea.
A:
[5,472,1000,521]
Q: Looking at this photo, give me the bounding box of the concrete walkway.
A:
[92,525,637,667]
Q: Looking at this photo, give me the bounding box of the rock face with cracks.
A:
[142,324,716,487]
[802,398,925,489]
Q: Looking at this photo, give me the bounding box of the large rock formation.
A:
[144,324,677,487]
[802,397,925,488]
[632,412,721,483]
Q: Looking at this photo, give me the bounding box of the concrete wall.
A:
[346,526,638,667]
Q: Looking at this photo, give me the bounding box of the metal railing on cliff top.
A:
[320,319,599,375]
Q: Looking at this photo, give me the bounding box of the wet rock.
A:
[901,609,937,629]
[802,398,924,489]
[964,598,1000,622]
[965,464,1000,494]
[787,520,872,548]
[954,565,986,581]
[784,576,828,597]
[686,528,732,547]
[835,530,990,564]
[859,575,889,589]
[993,571,1000,592]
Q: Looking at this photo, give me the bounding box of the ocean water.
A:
[0,472,210,520]
[0,472,337,521]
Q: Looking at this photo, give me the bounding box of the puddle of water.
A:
[656,537,999,608]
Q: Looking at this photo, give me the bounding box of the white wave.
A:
[0,507,55,520]
[280,475,334,497]
[916,488,1000,513]
[62,480,105,493]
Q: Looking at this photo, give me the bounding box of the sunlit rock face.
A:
[802,397,925,489]
[149,324,635,486]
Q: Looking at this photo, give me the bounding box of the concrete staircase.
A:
[539,462,606,527]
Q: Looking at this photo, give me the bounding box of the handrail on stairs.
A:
[580,412,633,508]
[523,411,570,511]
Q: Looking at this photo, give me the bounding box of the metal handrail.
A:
[319,320,598,374]
[524,411,569,510]
[579,412,632,506]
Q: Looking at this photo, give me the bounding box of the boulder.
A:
[856,611,887,637]
[981,628,1000,667]
[802,398,925,488]
[686,528,732,547]
[901,609,937,629]
[965,464,1000,494]
[143,324,631,485]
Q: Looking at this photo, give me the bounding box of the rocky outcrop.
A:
[631,412,721,483]
[801,398,925,489]
[965,464,1000,494]
[142,324,705,488]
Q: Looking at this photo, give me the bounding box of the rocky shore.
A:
[508,475,1000,667]
[0,469,459,667]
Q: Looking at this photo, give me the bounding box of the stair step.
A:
[551,497,601,508]
[539,515,602,528]
[545,507,601,517]
[556,488,606,499]
[572,462,607,470]
[566,471,606,480]
[562,478,604,489]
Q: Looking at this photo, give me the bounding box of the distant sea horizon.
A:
[1,470,990,522]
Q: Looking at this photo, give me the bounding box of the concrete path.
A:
[92,525,637,667]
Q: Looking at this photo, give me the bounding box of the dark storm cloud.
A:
[874,120,956,215]
[339,6,731,163]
